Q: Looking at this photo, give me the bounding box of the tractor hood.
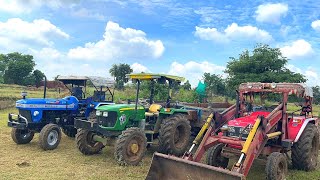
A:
[228,111,270,127]
[16,96,79,109]
[97,104,144,111]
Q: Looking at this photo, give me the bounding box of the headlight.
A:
[103,112,108,117]
[220,125,229,131]
[96,111,101,116]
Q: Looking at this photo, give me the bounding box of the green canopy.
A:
[195,81,206,96]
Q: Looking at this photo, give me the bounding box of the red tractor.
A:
[146,83,319,180]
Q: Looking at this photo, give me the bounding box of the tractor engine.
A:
[221,111,270,140]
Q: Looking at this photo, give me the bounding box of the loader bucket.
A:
[146,153,245,180]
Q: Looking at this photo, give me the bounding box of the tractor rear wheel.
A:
[292,123,319,171]
[265,152,288,180]
[158,114,191,156]
[76,129,105,155]
[206,143,229,168]
[39,124,61,150]
[11,128,34,144]
[114,127,147,166]
[62,127,77,138]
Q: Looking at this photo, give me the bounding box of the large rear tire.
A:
[292,123,319,171]
[266,152,288,180]
[206,143,229,168]
[114,127,147,166]
[39,124,61,150]
[62,127,77,138]
[76,129,105,155]
[11,128,34,144]
[158,114,191,156]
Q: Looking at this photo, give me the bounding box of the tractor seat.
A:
[145,104,162,117]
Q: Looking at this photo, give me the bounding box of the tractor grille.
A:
[19,109,32,122]
[227,126,249,140]
[97,111,117,127]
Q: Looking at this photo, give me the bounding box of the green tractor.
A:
[74,73,192,165]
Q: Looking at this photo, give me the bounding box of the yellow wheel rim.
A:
[130,143,139,154]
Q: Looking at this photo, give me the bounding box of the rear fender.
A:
[289,118,316,143]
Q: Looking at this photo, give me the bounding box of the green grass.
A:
[0,84,320,179]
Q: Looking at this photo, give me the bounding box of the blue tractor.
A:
[8,76,115,150]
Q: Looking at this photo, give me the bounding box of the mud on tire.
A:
[114,127,147,166]
[39,124,61,150]
[76,129,105,155]
[265,152,288,180]
[158,113,191,156]
[11,128,34,144]
[206,143,229,168]
[292,123,319,171]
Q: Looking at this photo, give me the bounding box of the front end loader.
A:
[146,83,319,180]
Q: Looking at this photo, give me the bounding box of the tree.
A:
[33,69,45,87]
[203,73,226,96]
[312,86,320,104]
[2,52,36,85]
[182,80,191,90]
[109,63,133,90]
[225,44,306,92]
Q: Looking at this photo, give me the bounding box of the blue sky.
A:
[0,0,320,87]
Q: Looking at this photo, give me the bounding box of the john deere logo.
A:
[119,114,126,125]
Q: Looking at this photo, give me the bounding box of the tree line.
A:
[0,52,45,86]
[109,44,316,102]
[3,44,319,103]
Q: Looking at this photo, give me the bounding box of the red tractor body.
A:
[146,83,319,180]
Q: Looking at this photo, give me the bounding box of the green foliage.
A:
[182,80,191,90]
[0,52,45,86]
[225,44,306,93]
[109,63,133,90]
[33,69,45,87]
[203,73,226,96]
[312,86,320,104]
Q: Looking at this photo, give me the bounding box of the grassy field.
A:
[0,85,320,179]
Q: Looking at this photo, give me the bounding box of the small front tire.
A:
[76,129,105,155]
[265,152,288,180]
[114,127,147,166]
[11,128,34,144]
[206,143,229,168]
[39,124,61,150]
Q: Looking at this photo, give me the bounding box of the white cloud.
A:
[311,20,320,32]
[0,18,69,50]
[168,61,225,87]
[131,63,150,73]
[67,21,164,61]
[195,23,272,43]
[29,48,63,61]
[280,39,313,59]
[286,64,320,86]
[71,8,106,21]
[0,0,79,14]
[255,3,288,24]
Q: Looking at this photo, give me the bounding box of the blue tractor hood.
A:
[16,96,79,110]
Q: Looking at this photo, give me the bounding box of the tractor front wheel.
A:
[76,129,105,155]
[206,143,229,168]
[265,152,288,180]
[62,127,77,138]
[11,128,34,144]
[158,114,191,156]
[292,123,319,171]
[39,124,61,150]
[114,127,147,166]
